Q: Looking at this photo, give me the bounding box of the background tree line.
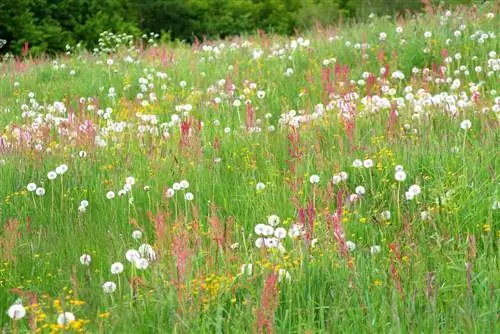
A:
[0,0,475,55]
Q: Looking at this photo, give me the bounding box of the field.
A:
[0,3,498,333]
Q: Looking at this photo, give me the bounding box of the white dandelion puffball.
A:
[184,192,194,201]
[125,249,141,263]
[47,171,57,180]
[79,254,91,265]
[395,170,407,182]
[370,245,381,254]
[255,237,264,248]
[274,227,287,239]
[363,159,374,168]
[241,263,253,276]
[57,312,75,325]
[80,200,89,208]
[352,159,363,168]
[165,188,175,198]
[355,186,366,195]
[134,258,149,270]
[256,182,266,190]
[267,215,280,226]
[132,230,142,240]
[278,269,291,283]
[460,119,472,130]
[332,174,341,184]
[102,281,117,293]
[309,174,320,184]
[395,165,404,172]
[346,241,356,252]
[7,303,26,320]
[55,164,68,175]
[179,180,190,189]
[35,187,46,196]
[27,183,37,192]
[409,184,421,195]
[106,191,115,199]
[126,176,136,185]
[138,244,153,257]
[172,182,181,191]
[110,262,124,275]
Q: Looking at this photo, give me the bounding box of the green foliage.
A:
[0,0,477,55]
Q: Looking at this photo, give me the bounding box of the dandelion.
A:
[78,151,87,158]
[421,211,430,220]
[27,183,37,192]
[424,31,432,38]
[274,227,287,239]
[257,90,266,99]
[363,159,374,168]
[118,190,126,197]
[55,164,68,175]
[125,249,141,263]
[256,182,266,190]
[346,241,356,251]
[370,245,381,254]
[332,174,341,184]
[80,200,89,208]
[47,171,57,180]
[172,183,181,191]
[184,192,194,201]
[134,258,149,270]
[126,176,136,185]
[79,254,91,265]
[179,180,189,189]
[352,159,363,168]
[355,186,366,195]
[241,263,253,276]
[460,119,472,130]
[7,303,26,320]
[165,188,175,198]
[309,174,320,184]
[395,165,404,172]
[278,269,291,282]
[57,312,75,325]
[132,230,142,240]
[35,187,45,196]
[409,184,421,195]
[267,215,280,226]
[102,281,117,293]
[395,170,407,182]
[405,191,415,200]
[111,262,124,275]
[339,171,348,180]
[381,210,391,220]
[106,191,115,199]
[138,244,153,257]
[255,238,264,248]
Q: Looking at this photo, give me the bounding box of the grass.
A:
[0,2,498,333]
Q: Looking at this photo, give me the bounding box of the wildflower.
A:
[123,184,132,192]
[27,183,37,192]
[172,183,181,191]
[57,312,75,325]
[134,258,149,270]
[352,159,363,168]
[395,165,404,172]
[274,227,287,239]
[309,174,320,184]
[409,184,421,195]
[78,151,87,158]
[132,230,142,240]
[180,180,190,189]
[138,244,153,257]
[332,174,341,184]
[381,210,391,220]
[257,90,266,99]
[370,245,381,254]
[363,159,374,168]
[355,186,366,195]
[79,254,91,265]
[102,281,117,293]
[165,188,175,198]
[405,191,415,200]
[339,171,348,180]
[78,206,86,213]
[395,170,407,182]
[118,190,126,197]
[396,26,403,33]
[55,164,68,175]
[349,194,359,202]
[47,171,57,180]
[267,215,280,226]
[106,58,114,66]
[420,211,430,221]
[241,264,253,276]
[424,31,432,38]
[125,249,141,263]
[278,269,291,282]
[256,182,266,190]
[460,119,472,130]
[346,241,356,251]
[80,200,89,208]
[184,192,194,201]
[106,191,115,199]
[126,177,136,185]
[111,262,124,275]
[264,237,279,248]
[35,187,46,196]
[7,303,26,320]
[255,238,264,248]
[230,242,240,249]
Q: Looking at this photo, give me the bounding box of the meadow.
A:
[0,3,498,333]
